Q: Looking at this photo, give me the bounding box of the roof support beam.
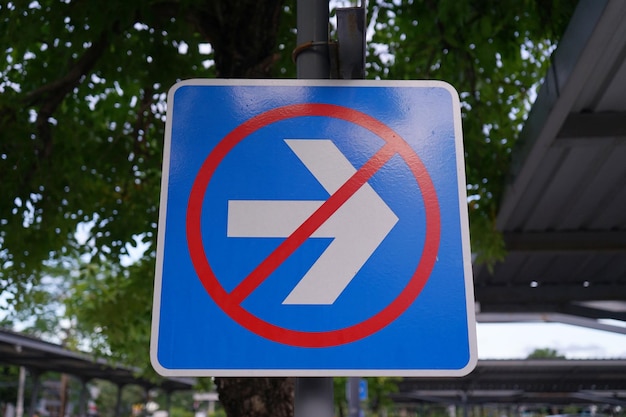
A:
[475,283,626,303]
[562,303,626,321]
[476,312,626,334]
[503,230,626,252]
[557,112,626,140]
[571,391,626,406]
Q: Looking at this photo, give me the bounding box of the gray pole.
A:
[294,378,334,417]
[16,366,26,417]
[347,377,360,417]
[77,379,89,417]
[114,384,124,417]
[27,371,41,417]
[294,1,334,417]
[296,0,330,79]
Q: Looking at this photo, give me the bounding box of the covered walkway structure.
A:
[399,0,626,411]
[0,329,194,417]
[472,0,626,332]
[396,359,626,407]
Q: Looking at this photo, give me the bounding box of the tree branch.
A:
[26,30,110,165]
[24,31,109,109]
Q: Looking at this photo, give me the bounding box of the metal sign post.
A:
[294,378,334,417]
[295,1,334,416]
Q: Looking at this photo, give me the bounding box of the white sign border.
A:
[150,79,477,377]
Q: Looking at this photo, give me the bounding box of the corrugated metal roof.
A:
[474,0,626,332]
[396,359,626,405]
[0,328,194,392]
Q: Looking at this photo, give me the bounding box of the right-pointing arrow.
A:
[227,139,398,305]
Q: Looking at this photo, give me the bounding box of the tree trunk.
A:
[215,378,295,417]
[188,0,294,417]
[190,0,283,77]
[193,2,296,417]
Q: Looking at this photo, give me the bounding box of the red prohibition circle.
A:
[186,103,441,348]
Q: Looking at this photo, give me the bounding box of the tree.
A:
[527,348,566,359]
[1,1,294,415]
[334,377,399,417]
[366,0,575,264]
[215,378,294,417]
[1,1,576,417]
[0,365,20,406]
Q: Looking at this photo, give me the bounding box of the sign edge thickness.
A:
[150,81,180,377]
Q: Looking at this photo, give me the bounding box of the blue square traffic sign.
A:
[150,80,477,376]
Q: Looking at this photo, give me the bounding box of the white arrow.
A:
[227,139,398,305]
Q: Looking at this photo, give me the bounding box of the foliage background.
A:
[0,0,576,412]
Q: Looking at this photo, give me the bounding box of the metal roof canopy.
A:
[3,328,626,408]
[396,359,626,407]
[0,328,194,392]
[474,0,626,333]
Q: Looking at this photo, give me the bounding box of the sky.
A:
[476,322,626,359]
